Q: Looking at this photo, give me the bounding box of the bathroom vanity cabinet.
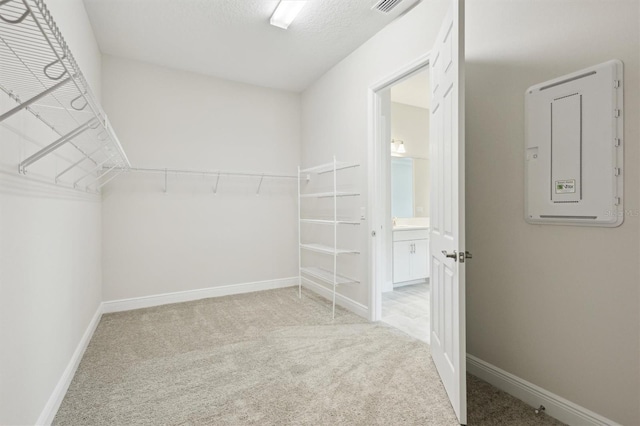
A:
[393,228,429,285]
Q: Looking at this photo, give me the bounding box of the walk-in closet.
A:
[2,1,638,425]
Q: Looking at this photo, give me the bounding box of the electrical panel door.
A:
[525,60,624,226]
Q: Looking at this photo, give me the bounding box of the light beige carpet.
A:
[54,288,563,425]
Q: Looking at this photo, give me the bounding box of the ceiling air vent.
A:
[371,0,405,13]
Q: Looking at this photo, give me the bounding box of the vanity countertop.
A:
[393,217,430,231]
[393,225,429,231]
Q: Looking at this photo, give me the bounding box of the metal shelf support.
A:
[89,163,121,190]
[73,155,114,187]
[0,76,71,123]
[95,167,125,190]
[55,145,104,182]
[19,118,97,173]
[1,0,131,190]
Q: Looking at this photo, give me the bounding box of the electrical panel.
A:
[525,60,624,227]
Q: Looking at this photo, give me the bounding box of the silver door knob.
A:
[442,250,457,261]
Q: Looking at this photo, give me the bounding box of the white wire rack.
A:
[111,166,300,194]
[298,156,360,319]
[0,0,130,190]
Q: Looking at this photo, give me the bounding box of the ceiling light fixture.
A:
[270,0,307,29]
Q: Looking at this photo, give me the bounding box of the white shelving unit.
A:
[298,156,360,318]
[0,0,130,191]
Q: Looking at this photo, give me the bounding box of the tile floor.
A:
[381,281,430,343]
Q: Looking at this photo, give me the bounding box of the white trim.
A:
[301,277,369,319]
[467,354,621,426]
[36,304,103,426]
[368,52,431,322]
[367,85,381,322]
[393,278,427,288]
[370,51,432,92]
[102,277,298,313]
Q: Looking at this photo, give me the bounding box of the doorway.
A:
[379,69,431,342]
[368,56,430,325]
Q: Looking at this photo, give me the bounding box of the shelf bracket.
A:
[96,166,125,191]
[86,163,120,189]
[0,0,29,24]
[213,172,221,195]
[256,174,264,196]
[0,77,71,123]
[164,168,168,193]
[55,145,104,183]
[19,118,98,173]
[43,55,68,81]
[73,155,115,188]
[70,92,88,111]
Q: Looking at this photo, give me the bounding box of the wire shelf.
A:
[300,267,359,286]
[300,191,360,198]
[300,161,359,174]
[0,0,130,189]
[300,218,361,225]
[300,243,360,256]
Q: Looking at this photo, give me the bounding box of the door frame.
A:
[367,52,430,322]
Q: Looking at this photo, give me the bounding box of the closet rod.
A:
[117,167,299,180]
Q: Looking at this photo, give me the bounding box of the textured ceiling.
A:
[391,69,429,109]
[83,0,420,92]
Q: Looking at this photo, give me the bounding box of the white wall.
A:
[0,0,103,424]
[390,101,429,159]
[301,0,449,308]
[390,101,430,217]
[412,158,429,218]
[465,1,639,424]
[100,56,300,301]
[303,0,639,424]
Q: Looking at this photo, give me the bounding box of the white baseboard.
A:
[102,277,298,313]
[36,304,103,426]
[301,277,369,319]
[467,354,620,426]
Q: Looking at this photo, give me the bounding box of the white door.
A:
[429,0,466,424]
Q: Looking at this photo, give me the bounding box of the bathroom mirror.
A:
[391,156,429,218]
